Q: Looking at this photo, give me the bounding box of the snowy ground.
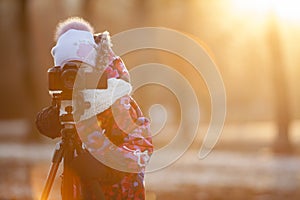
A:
[146,150,300,199]
[0,120,300,199]
[0,141,299,200]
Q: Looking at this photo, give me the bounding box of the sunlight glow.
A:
[275,1,300,21]
[231,0,300,22]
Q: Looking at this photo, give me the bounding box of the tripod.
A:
[40,94,103,200]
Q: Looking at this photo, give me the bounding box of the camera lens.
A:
[61,68,78,90]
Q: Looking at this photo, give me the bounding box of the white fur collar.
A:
[79,78,132,121]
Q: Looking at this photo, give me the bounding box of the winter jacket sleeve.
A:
[76,95,153,173]
[105,56,130,83]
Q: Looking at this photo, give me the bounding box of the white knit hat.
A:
[51,29,97,67]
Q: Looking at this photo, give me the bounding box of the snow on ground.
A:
[146,150,300,192]
[0,142,299,199]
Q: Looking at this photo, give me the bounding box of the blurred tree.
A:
[18,0,38,139]
[82,0,93,20]
[268,12,293,153]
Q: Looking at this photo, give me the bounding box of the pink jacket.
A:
[75,56,153,199]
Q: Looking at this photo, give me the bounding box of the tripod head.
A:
[60,106,74,124]
[50,90,91,123]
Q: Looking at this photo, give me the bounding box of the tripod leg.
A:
[61,134,76,200]
[41,142,64,200]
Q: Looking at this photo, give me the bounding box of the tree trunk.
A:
[268,12,293,154]
[18,0,39,140]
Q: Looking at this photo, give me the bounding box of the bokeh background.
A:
[0,0,300,199]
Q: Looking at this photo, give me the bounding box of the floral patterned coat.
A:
[73,56,153,200]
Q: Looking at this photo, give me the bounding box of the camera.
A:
[48,61,93,120]
[48,62,82,100]
[48,61,108,99]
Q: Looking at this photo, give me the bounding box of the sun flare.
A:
[231,0,300,22]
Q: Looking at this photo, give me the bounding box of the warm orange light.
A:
[274,0,300,22]
[231,0,272,17]
[231,0,300,22]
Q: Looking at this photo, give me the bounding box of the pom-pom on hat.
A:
[51,17,97,67]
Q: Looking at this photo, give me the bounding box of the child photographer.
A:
[36,17,153,200]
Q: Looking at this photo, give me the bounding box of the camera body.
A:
[48,61,108,101]
[48,62,81,100]
[48,61,91,120]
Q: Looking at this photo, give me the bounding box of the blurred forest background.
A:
[1,0,300,199]
[1,0,300,152]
